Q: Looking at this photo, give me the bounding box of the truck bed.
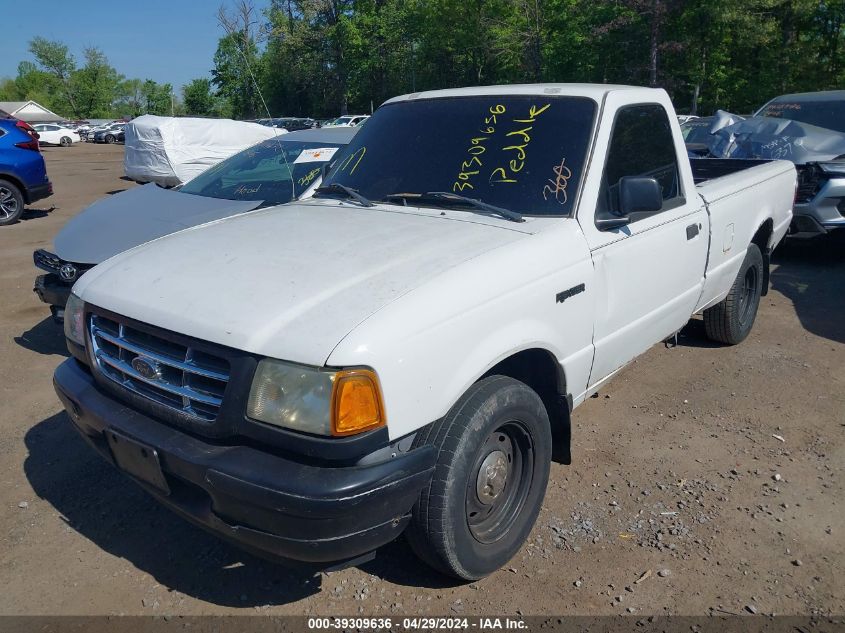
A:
[690,158,774,185]
[692,157,795,314]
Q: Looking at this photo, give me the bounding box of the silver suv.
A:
[754,91,845,238]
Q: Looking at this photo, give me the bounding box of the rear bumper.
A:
[26,182,53,204]
[53,358,435,568]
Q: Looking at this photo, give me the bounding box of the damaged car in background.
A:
[692,90,845,238]
[34,127,356,322]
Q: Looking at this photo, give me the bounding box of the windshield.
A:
[756,97,845,133]
[681,118,714,144]
[324,95,596,216]
[179,139,344,206]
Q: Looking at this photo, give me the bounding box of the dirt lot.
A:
[0,142,842,617]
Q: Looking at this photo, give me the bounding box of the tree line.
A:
[0,38,187,119]
[3,0,843,121]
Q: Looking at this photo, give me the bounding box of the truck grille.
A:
[89,314,230,422]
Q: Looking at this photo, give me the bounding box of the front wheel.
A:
[105,134,115,144]
[59,136,72,146]
[406,375,551,580]
[703,243,764,344]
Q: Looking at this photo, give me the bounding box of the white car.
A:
[55,84,795,581]
[32,124,80,147]
[325,114,369,127]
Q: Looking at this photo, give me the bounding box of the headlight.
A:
[64,292,85,347]
[247,359,385,437]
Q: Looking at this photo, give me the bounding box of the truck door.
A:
[580,101,708,387]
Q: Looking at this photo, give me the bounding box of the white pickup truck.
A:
[54,84,795,581]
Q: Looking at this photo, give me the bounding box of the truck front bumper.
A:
[53,358,436,568]
[790,176,845,238]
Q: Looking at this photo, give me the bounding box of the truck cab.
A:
[54,84,795,580]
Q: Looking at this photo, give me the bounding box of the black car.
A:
[93,124,125,144]
[264,117,316,132]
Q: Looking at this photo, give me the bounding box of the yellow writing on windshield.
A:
[452,105,505,193]
[298,167,321,187]
[337,146,367,174]
[489,103,550,184]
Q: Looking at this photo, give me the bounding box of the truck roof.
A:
[384,83,657,105]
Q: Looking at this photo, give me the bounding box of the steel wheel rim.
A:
[738,265,758,325]
[465,420,534,544]
[0,187,18,219]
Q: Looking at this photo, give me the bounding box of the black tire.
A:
[0,179,24,226]
[59,136,72,147]
[406,375,552,580]
[703,243,764,345]
[105,134,115,144]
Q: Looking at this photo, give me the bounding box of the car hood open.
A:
[75,200,530,366]
[54,183,262,265]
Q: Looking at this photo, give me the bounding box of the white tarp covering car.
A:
[124,115,284,186]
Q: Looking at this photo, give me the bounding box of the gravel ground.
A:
[0,143,842,616]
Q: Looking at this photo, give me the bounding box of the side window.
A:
[598,104,682,218]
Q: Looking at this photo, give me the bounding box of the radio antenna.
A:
[217,1,294,201]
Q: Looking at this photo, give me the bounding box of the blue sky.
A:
[1,0,237,93]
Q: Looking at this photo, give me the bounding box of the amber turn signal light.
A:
[331,368,386,436]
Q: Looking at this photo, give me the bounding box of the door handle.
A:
[686,223,700,240]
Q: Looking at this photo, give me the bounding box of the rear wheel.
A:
[0,179,24,226]
[406,375,551,580]
[59,136,72,147]
[703,243,764,344]
[105,134,115,144]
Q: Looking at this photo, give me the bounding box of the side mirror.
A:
[619,176,663,215]
[596,176,663,231]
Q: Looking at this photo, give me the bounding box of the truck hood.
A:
[75,201,530,366]
[706,115,845,164]
[54,183,262,265]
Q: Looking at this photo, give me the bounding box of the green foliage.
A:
[142,79,174,115]
[183,78,218,116]
[75,47,125,118]
[212,31,263,119]
[6,3,845,122]
[4,37,178,119]
[245,0,845,118]
[28,36,79,115]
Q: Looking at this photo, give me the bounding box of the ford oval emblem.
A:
[131,356,162,381]
[59,263,78,282]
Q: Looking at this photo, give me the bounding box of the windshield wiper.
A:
[314,183,373,207]
[383,191,524,223]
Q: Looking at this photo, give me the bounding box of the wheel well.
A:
[0,173,28,203]
[752,219,773,296]
[482,349,571,464]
